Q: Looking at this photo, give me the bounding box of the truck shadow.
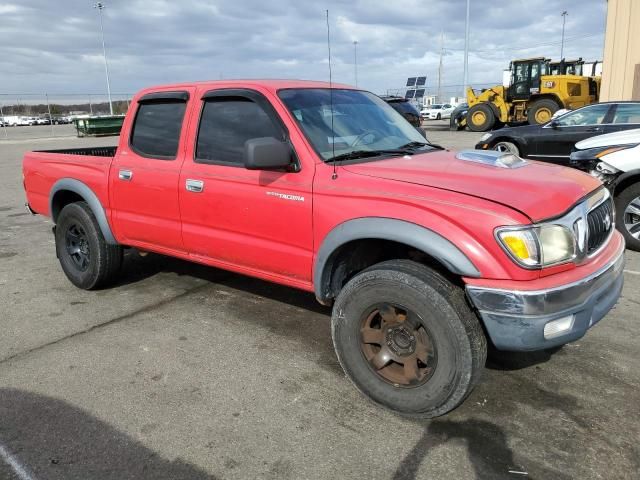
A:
[113,250,327,315]
[114,252,556,372]
[0,388,217,480]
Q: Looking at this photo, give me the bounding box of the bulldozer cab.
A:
[508,58,549,101]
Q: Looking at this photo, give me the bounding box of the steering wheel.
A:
[351,130,381,147]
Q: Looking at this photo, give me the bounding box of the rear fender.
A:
[49,178,117,244]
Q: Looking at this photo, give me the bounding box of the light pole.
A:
[353,41,358,87]
[94,2,113,115]
[462,0,470,100]
[560,11,568,60]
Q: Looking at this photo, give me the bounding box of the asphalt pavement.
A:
[0,122,638,479]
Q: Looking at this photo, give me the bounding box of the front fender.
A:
[313,217,481,303]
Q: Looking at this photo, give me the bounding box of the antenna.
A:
[326,10,337,180]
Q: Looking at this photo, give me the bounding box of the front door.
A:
[110,89,193,253]
[530,103,614,165]
[178,88,315,286]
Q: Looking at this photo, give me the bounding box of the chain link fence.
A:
[0,93,133,140]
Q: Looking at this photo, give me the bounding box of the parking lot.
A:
[1,123,639,479]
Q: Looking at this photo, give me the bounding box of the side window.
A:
[130,101,187,159]
[556,104,610,126]
[611,104,640,124]
[195,98,282,165]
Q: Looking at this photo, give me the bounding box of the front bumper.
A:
[465,236,625,351]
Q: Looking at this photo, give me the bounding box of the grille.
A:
[587,198,614,253]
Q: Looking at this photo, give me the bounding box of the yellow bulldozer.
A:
[466,57,600,132]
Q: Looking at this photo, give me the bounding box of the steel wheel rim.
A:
[624,195,640,239]
[359,303,437,388]
[472,111,486,126]
[535,108,552,123]
[65,223,91,272]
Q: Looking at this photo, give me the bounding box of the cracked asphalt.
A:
[1,123,639,479]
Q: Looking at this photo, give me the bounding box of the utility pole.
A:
[437,32,444,103]
[94,2,114,115]
[353,41,358,87]
[560,11,568,60]
[462,0,470,100]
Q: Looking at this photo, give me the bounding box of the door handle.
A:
[586,127,602,132]
[118,169,133,181]
[186,179,204,193]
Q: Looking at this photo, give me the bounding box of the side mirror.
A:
[244,137,292,171]
[549,120,559,129]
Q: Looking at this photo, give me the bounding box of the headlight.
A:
[480,133,492,142]
[570,143,638,162]
[497,224,575,268]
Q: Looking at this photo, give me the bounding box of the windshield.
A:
[278,88,427,161]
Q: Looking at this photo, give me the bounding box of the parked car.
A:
[23,80,623,418]
[36,117,51,125]
[449,103,468,130]
[569,128,640,251]
[421,103,455,120]
[381,96,422,128]
[475,102,640,164]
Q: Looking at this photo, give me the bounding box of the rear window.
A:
[130,101,187,159]
[612,104,640,124]
[388,102,419,116]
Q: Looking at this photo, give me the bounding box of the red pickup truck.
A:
[23,80,625,417]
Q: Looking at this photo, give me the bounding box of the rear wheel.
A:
[331,260,487,418]
[55,202,123,289]
[467,104,496,132]
[527,99,559,125]
[615,183,640,252]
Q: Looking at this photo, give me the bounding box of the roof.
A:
[135,79,356,97]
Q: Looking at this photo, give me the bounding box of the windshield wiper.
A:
[398,141,445,151]
[327,149,412,163]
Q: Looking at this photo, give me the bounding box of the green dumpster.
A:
[73,115,125,137]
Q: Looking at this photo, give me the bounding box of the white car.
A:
[570,128,640,251]
[420,104,455,120]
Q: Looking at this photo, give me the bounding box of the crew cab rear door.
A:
[109,89,194,253]
[178,87,314,286]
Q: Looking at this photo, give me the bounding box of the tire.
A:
[467,103,496,132]
[493,141,520,156]
[55,202,123,289]
[615,183,640,252]
[527,99,559,125]
[436,113,441,120]
[331,259,487,418]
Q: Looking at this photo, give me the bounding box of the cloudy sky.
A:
[0,0,607,101]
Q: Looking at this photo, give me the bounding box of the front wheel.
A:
[615,183,640,251]
[493,141,520,156]
[467,104,496,132]
[55,202,123,289]
[331,260,487,418]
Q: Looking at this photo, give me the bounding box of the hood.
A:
[343,150,601,222]
[576,128,640,150]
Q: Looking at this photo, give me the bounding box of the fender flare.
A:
[313,217,481,302]
[49,178,117,244]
